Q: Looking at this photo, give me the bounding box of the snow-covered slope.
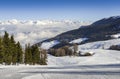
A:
[41,40,60,50]
[47,49,120,66]
[22,39,120,79]
[0,62,119,79]
[0,39,120,79]
[47,38,120,66]
[111,33,120,38]
[78,38,120,50]
[69,38,88,43]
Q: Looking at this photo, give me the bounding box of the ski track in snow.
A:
[0,64,120,79]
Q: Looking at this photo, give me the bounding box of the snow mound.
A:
[80,51,95,56]
[41,40,60,50]
[69,38,88,43]
[111,33,120,38]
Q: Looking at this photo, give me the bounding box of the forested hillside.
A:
[0,31,47,65]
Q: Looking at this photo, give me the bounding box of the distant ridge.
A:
[36,16,120,49]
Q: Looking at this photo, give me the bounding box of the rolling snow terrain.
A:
[0,38,120,79]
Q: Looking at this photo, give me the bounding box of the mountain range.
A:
[37,16,120,49]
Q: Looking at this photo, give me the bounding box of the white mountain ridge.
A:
[0,19,91,26]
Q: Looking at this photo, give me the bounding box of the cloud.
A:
[0,19,91,46]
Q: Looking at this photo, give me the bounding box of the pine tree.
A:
[24,44,32,65]
[28,44,32,64]
[0,31,48,65]
[0,37,4,64]
[24,44,28,64]
[31,45,40,65]
[10,35,17,65]
[3,31,12,65]
[16,42,23,64]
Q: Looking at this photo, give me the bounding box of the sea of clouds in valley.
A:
[0,19,90,46]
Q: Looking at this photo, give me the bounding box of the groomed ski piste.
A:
[0,38,120,79]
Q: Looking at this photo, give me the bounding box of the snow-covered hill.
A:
[40,38,88,49]
[47,38,120,66]
[0,38,120,79]
[47,49,120,66]
[69,38,88,44]
[41,40,60,50]
[111,33,120,38]
[78,38,120,50]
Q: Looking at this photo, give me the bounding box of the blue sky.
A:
[0,0,120,21]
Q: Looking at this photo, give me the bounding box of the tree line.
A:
[24,44,47,65]
[49,44,78,57]
[109,45,120,51]
[0,31,47,65]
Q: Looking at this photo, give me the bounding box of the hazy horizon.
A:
[0,0,120,45]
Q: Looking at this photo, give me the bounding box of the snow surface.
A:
[41,40,60,50]
[0,39,120,79]
[111,33,120,38]
[22,39,120,79]
[79,51,95,55]
[0,63,119,79]
[78,38,120,50]
[47,49,120,66]
[69,38,88,43]
[41,38,88,50]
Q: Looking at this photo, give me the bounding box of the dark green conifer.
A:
[3,31,12,65]
[10,35,17,65]
[31,45,40,65]
[0,31,47,65]
[0,37,4,64]
[16,42,23,64]
[24,44,32,65]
